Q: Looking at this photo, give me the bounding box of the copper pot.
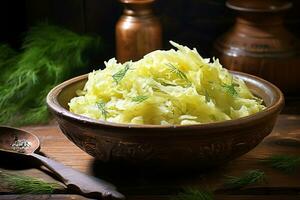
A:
[213,0,300,95]
[116,0,162,63]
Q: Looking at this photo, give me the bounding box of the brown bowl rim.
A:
[47,71,284,130]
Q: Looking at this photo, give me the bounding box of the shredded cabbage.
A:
[69,41,265,125]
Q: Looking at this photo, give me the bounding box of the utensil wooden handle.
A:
[31,153,124,199]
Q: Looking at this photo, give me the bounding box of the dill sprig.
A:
[112,63,130,84]
[0,23,102,126]
[224,169,266,189]
[159,81,177,87]
[171,169,267,200]
[97,101,109,120]
[172,188,214,200]
[205,90,211,103]
[132,95,149,103]
[262,155,300,174]
[221,82,239,96]
[0,171,62,194]
[166,63,190,83]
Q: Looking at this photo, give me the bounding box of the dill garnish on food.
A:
[112,63,130,84]
[96,101,109,120]
[166,63,190,84]
[69,41,265,125]
[132,95,149,103]
[221,82,239,96]
[205,91,211,103]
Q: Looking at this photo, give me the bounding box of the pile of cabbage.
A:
[69,42,265,125]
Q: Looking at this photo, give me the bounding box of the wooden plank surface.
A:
[1,114,300,199]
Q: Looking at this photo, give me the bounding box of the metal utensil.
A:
[0,126,124,199]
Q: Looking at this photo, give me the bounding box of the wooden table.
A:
[1,103,300,200]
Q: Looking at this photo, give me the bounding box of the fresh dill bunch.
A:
[262,155,300,174]
[112,63,130,84]
[172,188,214,200]
[224,169,266,189]
[97,101,109,119]
[132,95,149,103]
[0,171,63,194]
[17,103,50,126]
[0,23,103,126]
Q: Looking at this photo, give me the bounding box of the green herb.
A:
[224,169,265,189]
[159,81,177,87]
[262,155,300,174]
[205,91,211,103]
[152,86,166,94]
[112,63,130,84]
[221,82,239,96]
[132,95,149,103]
[166,63,190,83]
[172,188,214,200]
[0,23,102,126]
[97,101,109,119]
[0,171,62,194]
[171,169,268,200]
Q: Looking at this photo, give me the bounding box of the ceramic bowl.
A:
[47,71,284,169]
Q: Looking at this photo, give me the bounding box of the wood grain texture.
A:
[1,113,300,199]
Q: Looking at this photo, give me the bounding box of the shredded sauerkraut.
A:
[69,41,265,125]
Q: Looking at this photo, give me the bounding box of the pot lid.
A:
[226,0,292,12]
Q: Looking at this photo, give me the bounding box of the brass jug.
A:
[116,0,162,63]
